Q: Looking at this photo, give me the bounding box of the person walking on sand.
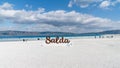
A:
[37,38,40,40]
[95,36,96,39]
[99,35,101,38]
[23,39,26,42]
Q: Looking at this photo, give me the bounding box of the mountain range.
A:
[0,30,120,37]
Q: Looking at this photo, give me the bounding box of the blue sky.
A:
[0,0,120,33]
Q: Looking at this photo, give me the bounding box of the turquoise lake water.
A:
[0,36,96,42]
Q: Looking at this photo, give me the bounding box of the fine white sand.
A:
[0,38,120,68]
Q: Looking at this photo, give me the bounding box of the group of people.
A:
[22,38,40,42]
[95,35,114,39]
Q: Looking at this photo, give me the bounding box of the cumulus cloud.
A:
[99,1,111,9]
[99,0,120,9]
[0,2,119,33]
[68,0,100,8]
[68,0,120,9]
[0,2,13,9]
[68,0,102,8]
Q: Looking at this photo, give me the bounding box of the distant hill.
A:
[0,30,120,37]
[79,30,120,36]
[99,30,120,34]
[0,31,76,37]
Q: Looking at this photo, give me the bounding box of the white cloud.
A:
[99,0,120,9]
[99,1,111,9]
[68,0,120,9]
[0,2,13,10]
[68,1,73,7]
[0,2,119,33]
[25,4,32,9]
[68,0,101,8]
[111,0,120,6]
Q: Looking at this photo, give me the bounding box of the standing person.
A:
[23,39,25,42]
[37,38,40,40]
[95,36,96,39]
[99,35,101,38]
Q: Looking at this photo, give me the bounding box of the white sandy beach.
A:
[0,37,120,68]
